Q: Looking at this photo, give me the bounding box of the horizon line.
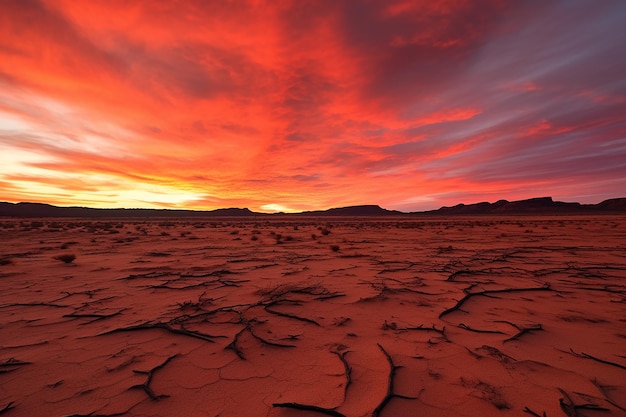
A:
[3,195,626,215]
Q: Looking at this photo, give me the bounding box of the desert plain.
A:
[1,215,625,417]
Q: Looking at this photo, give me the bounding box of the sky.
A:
[1,0,625,213]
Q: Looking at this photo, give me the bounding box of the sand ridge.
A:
[1,216,625,416]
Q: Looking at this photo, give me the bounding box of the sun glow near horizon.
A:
[1,1,625,211]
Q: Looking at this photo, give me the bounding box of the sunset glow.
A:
[1,1,625,212]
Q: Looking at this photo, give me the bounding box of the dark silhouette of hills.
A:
[0,202,255,218]
[0,197,625,218]
[422,197,626,215]
[595,198,626,211]
[297,205,403,216]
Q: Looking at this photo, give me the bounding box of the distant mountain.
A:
[297,205,402,216]
[1,197,625,218]
[419,197,626,215]
[595,197,626,211]
[0,202,257,218]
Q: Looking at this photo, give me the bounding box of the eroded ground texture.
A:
[1,216,625,417]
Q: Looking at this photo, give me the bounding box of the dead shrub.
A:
[54,254,76,264]
[255,282,326,301]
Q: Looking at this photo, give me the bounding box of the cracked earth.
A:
[1,216,625,416]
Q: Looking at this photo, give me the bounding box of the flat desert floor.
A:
[1,216,625,417]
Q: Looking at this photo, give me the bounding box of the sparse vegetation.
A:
[330,245,340,252]
[437,245,454,254]
[54,254,76,264]
[146,252,171,257]
[255,281,331,300]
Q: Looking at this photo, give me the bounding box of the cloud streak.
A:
[1,0,625,211]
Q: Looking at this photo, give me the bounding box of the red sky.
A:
[1,0,625,212]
